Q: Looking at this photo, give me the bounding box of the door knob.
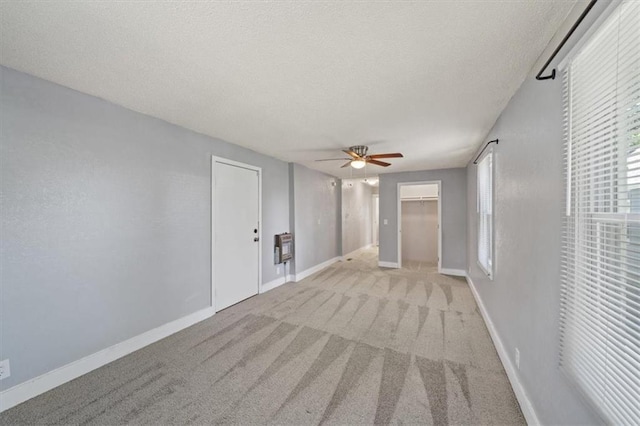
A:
[254,237,260,242]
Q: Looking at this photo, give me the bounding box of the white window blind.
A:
[477,150,493,278]
[560,1,640,424]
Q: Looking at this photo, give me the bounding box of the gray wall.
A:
[464,35,606,426]
[379,168,467,270]
[341,179,373,255]
[290,164,341,275]
[0,66,290,390]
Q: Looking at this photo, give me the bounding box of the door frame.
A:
[397,180,442,272]
[211,156,262,311]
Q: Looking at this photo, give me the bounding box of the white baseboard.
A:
[294,256,341,282]
[261,276,285,293]
[261,274,294,293]
[0,306,216,413]
[342,243,373,260]
[439,268,467,277]
[466,275,540,426]
[378,261,399,268]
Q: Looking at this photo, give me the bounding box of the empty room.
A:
[1,1,638,425]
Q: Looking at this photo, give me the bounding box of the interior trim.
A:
[466,275,541,425]
[0,307,215,413]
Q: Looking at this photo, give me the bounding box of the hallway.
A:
[1,247,524,425]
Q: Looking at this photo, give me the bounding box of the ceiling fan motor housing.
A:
[349,145,368,157]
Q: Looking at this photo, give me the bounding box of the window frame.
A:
[558,1,640,423]
[476,148,494,279]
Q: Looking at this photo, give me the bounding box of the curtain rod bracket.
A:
[473,139,499,165]
[537,69,557,81]
[536,0,598,81]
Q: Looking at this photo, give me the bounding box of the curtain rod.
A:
[536,0,598,80]
[473,139,499,164]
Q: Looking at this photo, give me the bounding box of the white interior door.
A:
[214,160,260,311]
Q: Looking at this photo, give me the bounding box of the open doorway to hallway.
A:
[398,182,441,270]
[341,178,378,257]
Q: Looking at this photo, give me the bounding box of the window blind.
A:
[477,150,493,277]
[561,1,640,424]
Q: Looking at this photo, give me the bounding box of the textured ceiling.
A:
[0,1,576,178]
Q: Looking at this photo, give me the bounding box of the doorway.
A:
[212,157,262,312]
[397,181,441,271]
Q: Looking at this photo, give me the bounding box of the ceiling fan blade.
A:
[340,161,353,168]
[315,158,351,162]
[343,150,361,159]
[368,153,403,159]
[368,159,391,167]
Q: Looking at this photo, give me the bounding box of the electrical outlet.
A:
[383,219,388,225]
[276,267,281,275]
[515,348,520,370]
[0,359,10,380]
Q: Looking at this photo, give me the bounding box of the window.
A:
[560,1,639,424]
[477,149,493,278]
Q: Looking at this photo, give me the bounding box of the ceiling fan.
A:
[315,145,404,169]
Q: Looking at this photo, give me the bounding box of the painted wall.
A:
[463,13,611,423]
[0,66,291,391]
[378,168,466,270]
[289,164,341,275]
[401,200,438,263]
[372,194,379,246]
[341,179,373,256]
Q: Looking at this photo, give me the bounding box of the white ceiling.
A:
[0,1,577,178]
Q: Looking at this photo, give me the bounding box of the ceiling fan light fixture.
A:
[351,159,366,169]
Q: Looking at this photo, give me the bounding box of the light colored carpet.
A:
[0,248,524,425]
